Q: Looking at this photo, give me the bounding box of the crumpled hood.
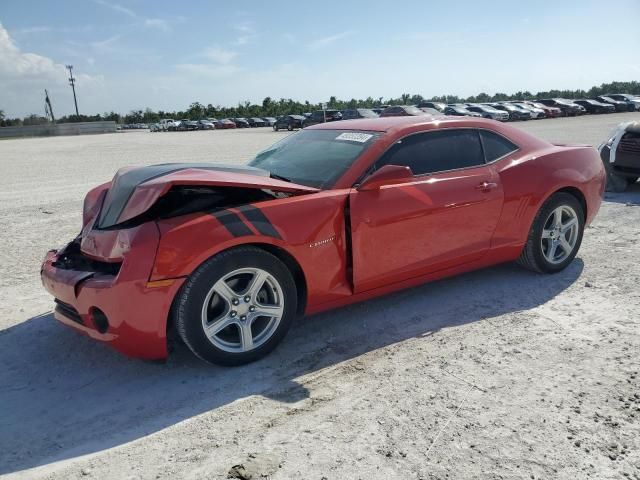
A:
[95,163,318,229]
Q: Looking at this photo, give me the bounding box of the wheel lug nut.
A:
[232,299,239,306]
[249,306,256,312]
[230,311,237,317]
[240,315,247,321]
[244,296,251,303]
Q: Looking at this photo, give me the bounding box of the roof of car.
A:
[307,115,494,132]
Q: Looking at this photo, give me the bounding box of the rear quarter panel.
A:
[490,145,605,254]
[152,190,353,310]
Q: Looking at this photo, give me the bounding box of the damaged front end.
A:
[41,163,318,359]
[599,121,640,193]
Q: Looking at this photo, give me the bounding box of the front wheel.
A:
[175,247,297,366]
[517,192,584,273]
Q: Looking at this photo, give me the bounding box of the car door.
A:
[349,128,505,293]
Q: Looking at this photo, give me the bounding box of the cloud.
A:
[144,19,171,32]
[0,22,102,117]
[232,21,257,45]
[90,34,121,51]
[92,0,136,18]
[13,26,52,35]
[93,0,172,32]
[202,46,238,64]
[307,31,355,49]
[174,63,240,78]
[234,21,254,34]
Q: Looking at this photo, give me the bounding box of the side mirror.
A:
[358,165,414,191]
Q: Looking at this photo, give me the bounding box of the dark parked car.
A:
[341,108,379,120]
[537,99,583,116]
[248,117,266,127]
[273,115,305,131]
[417,101,446,112]
[379,105,429,117]
[605,94,640,111]
[197,119,215,130]
[598,121,640,192]
[178,119,199,131]
[444,105,482,117]
[303,110,343,127]
[595,96,632,112]
[233,118,250,128]
[371,106,389,115]
[573,99,615,114]
[488,103,532,121]
[262,117,277,126]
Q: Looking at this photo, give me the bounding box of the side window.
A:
[376,129,485,175]
[480,130,518,162]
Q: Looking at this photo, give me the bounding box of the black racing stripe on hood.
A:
[97,163,269,229]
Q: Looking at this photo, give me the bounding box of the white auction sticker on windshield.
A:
[335,132,373,143]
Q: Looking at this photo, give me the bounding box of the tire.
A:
[175,247,297,366]
[517,192,584,274]
[273,125,279,132]
[287,124,293,131]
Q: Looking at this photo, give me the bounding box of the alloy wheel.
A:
[200,268,284,353]
[541,205,580,264]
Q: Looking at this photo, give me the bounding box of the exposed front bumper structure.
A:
[40,223,185,360]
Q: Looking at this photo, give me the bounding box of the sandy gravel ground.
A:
[1,113,639,480]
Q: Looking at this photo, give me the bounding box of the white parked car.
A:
[512,102,546,119]
[159,119,178,131]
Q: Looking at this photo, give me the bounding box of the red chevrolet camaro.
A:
[41,116,606,365]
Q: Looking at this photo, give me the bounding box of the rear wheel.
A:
[175,247,297,366]
[273,124,279,131]
[518,193,584,273]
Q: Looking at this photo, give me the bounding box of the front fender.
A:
[151,190,353,309]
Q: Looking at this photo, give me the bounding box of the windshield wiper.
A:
[270,173,292,183]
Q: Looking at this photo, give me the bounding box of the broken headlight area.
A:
[52,240,122,276]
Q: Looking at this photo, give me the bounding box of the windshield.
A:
[358,109,379,117]
[404,106,425,115]
[248,129,380,188]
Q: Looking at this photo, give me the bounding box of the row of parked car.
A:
[150,117,279,131]
[146,93,639,132]
[270,93,640,130]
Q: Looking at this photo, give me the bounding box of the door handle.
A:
[476,181,498,191]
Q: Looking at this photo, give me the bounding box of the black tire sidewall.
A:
[529,193,585,273]
[176,247,297,366]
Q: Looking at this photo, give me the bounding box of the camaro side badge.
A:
[309,235,336,248]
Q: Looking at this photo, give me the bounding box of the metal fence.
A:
[0,121,117,139]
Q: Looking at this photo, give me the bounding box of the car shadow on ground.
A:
[0,259,583,474]
[604,181,640,205]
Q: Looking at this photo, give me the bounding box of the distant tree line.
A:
[2,80,639,127]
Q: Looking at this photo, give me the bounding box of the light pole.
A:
[66,65,79,117]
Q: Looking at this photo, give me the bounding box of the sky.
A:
[1,0,639,117]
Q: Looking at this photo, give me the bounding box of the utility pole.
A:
[66,65,79,117]
[44,89,55,123]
